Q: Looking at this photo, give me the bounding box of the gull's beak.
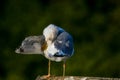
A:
[15,48,20,53]
[15,47,24,53]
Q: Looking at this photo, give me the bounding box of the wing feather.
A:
[54,32,74,57]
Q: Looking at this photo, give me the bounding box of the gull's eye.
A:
[20,48,24,52]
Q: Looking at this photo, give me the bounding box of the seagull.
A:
[15,24,74,79]
[42,24,74,78]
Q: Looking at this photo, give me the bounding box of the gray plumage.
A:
[54,32,74,57]
[15,35,45,54]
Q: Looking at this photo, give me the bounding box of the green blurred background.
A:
[0,0,120,80]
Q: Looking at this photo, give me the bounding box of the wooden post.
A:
[36,76,120,80]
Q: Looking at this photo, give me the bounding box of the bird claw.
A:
[40,74,51,79]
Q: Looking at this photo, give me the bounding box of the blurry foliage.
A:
[0,0,120,80]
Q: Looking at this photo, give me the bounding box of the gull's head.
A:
[43,24,64,45]
[15,35,45,54]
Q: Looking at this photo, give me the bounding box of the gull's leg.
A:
[63,61,66,78]
[41,60,51,79]
[48,59,51,77]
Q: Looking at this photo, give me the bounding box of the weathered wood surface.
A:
[36,76,120,80]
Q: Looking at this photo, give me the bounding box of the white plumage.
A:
[43,24,74,62]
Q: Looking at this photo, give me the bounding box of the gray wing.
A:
[15,35,45,54]
[54,32,74,57]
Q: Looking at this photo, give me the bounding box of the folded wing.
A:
[54,32,74,57]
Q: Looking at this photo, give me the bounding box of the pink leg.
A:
[63,61,66,78]
[41,60,51,79]
[48,59,51,77]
